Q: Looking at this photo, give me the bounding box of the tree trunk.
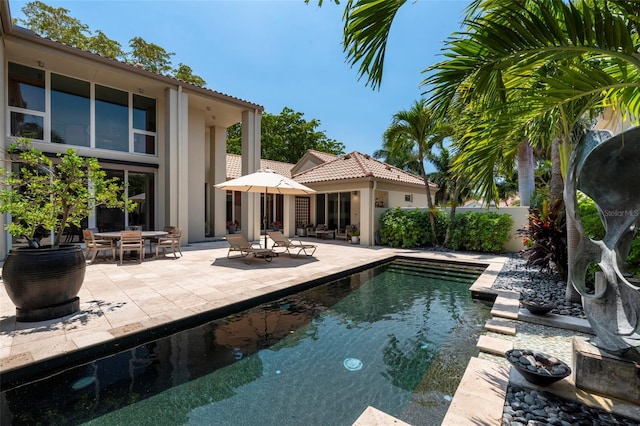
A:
[444,180,461,246]
[549,137,564,202]
[517,141,535,206]
[420,162,439,245]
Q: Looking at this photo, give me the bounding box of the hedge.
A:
[378,208,512,253]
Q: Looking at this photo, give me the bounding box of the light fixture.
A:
[37,60,45,68]
[206,106,211,112]
[138,88,145,94]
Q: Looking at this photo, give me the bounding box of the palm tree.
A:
[327,0,639,300]
[383,99,448,243]
[372,137,421,175]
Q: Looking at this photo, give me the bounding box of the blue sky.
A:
[9,0,469,157]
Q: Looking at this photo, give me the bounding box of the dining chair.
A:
[83,229,115,264]
[119,230,144,265]
[149,225,176,253]
[155,228,183,259]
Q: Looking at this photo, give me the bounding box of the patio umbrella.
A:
[214,168,315,248]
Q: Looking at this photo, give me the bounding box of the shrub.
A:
[378,208,448,248]
[378,208,509,252]
[518,199,567,279]
[447,212,513,253]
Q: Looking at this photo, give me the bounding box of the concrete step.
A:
[490,291,520,320]
[442,357,510,426]
[485,318,517,336]
[477,335,513,356]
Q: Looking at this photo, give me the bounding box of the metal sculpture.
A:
[565,127,640,361]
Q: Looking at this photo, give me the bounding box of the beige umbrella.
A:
[214,168,316,248]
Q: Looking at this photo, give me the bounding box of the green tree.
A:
[17,1,205,85]
[372,136,421,175]
[383,99,448,244]
[227,107,345,163]
[17,1,91,49]
[324,0,639,301]
[174,63,207,86]
[128,36,174,75]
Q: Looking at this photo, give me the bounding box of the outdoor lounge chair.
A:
[267,231,317,257]
[225,233,275,264]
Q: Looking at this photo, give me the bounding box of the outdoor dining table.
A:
[95,230,168,257]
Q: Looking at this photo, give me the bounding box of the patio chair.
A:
[155,228,183,259]
[119,230,145,265]
[225,233,275,264]
[335,225,354,241]
[83,229,116,264]
[149,225,176,252]
[267,231,317,257]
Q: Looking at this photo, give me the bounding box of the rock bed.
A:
[503,386,638,426]
[493,255,637,426]
[491,253,586,319]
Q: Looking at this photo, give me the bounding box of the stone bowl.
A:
[521,300,555,315]
[505,349,571,386]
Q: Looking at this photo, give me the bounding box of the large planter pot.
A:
[2,245,86,322]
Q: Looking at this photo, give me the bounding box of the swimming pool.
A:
[1,258,491,425]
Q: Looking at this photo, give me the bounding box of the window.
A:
[405,194,413,202]
[133,94,156,154]
[7,62,157,155]
[95,85,129,152]
[51,74,90,146]
[8,62,45,139]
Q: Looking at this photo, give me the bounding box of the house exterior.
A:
[223,150,437,246]
[0,1,264,259]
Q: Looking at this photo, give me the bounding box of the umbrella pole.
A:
[263,188,268,249]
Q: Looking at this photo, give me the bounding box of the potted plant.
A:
[272,220,281,231]
[227,220,237,234]
[0,139,132,321]
[349,228,360,244]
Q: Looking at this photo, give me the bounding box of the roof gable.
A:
[293,151,435,188]
[291,149,338,175]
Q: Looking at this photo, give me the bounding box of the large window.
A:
[51,73,90,146]
[127,172,155,230]
[133,94,156,154]
[7,62,157,155]
[8,62,45,139]
[95,85,129,152]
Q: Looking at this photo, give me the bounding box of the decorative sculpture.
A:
[565,127,640,361]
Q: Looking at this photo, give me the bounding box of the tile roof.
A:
[226,154,294,179]
[5,23,263,110]
[293,151,435,187]
[304,149,339,163]
[225,151,434,189]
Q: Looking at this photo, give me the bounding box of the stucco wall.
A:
[187,106,206,242]
[387,190,428,209]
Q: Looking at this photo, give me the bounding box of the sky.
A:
[8,0,469,158]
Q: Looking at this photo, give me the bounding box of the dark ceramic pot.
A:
[2,245,86,321]
[521,300,554,315]
[505,349,571,386]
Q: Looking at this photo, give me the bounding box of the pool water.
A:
[1,258,491,425]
